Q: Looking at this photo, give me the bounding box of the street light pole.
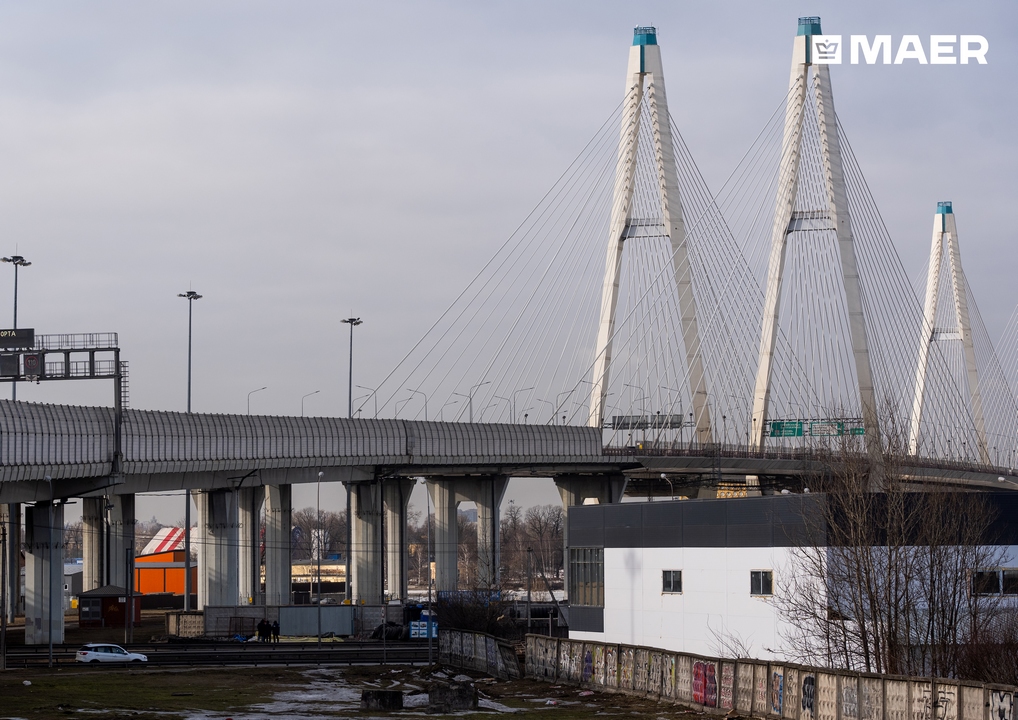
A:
[247,386,267,415]
[452,381,490,423]
[178,290,202,612]
[407,388,428,421]
[2,255,31,401]
[302,390,320,417]
[355,385,378,418]
[340,318,362,419]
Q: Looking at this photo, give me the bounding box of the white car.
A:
[75,643,148,663]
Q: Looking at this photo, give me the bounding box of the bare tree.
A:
[525,504,564,579]
[775,434,1004,678]
[291,507,347,561]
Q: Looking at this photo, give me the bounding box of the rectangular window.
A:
[662,570,682,593]
[751,570,773,596]
[973,570,1002,595]
[1003,570,1018,595]
[568,548,604,607]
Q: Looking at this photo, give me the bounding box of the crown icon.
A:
[815,41,839,58]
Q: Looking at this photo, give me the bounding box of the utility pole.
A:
[340,318,362,418]
[178,290,202,611]
[2,255,31,401]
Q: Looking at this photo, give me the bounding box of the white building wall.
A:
[571,545,799,660]
[572,544,1018,661]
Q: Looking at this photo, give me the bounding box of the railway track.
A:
[3,641,432,669]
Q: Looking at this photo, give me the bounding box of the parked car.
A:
[75,643,148,663]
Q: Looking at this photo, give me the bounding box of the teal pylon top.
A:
[797,17,822,36]
[937,201,954,214]
[633,26,657,45]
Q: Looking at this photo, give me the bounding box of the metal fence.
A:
[525,635,1018,720]
[438,629,522,681]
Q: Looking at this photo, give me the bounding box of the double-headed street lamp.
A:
[177,290,202,612]
[3,255,31,401]
[452,381,490,423]
[340,318,362,419]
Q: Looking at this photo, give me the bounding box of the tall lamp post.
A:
[2,255,31,401]
[340,317,362,418]
[178,290,202,612]
[247,386,267,415]
[302,390,320,417]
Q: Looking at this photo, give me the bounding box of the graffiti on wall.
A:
[771,671,784,715]
[992,692,1014,720]
[843,683,858,720]
[692,661,719,708]
[583,648,593,683]
[605,645,618,688]
[802,674,816,720]
[915,687,956,720]
[719,662,735,710]
[619,647,635,688]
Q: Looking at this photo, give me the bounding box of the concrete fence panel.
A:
[784,667,801,720]
[771,665,786,717]
[988,688,1012,720]
[619,646,635,690]
[886,679,910,720]
[754,662,770,716]
[861,676,883,720]
[738,662,757,714]
[816,672,838,720]
[677,654,693,703]
[842,675,860,720]
[606,644,619,689]
[634,647,650,693]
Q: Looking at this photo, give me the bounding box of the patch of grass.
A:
[0,665,306,719]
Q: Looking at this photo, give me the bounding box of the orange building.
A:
[134,550,197,595]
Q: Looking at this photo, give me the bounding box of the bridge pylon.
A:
[588,26,713,442]
[908,202,989,463]
[750,17,881,464]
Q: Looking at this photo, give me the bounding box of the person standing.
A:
[271,620,280,644]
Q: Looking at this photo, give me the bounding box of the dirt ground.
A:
[0,662,705,719]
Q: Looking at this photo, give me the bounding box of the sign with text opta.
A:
[0,328,34,349]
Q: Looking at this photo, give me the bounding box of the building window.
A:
[751,570,773,596]
[662,570,682,593]
[972,569,1018,596]
[569,548,604,607]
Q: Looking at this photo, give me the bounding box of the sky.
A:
[0,1,1014,523]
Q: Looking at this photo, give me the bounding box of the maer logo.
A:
[811,35,988,65]
[812,35,841,64]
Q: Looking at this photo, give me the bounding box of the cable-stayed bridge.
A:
[4,18,1018,644]
[370,19,1018,485]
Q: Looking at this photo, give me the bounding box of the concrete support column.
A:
[427,479,459,593]
[383,478,415,602]
[263,484,291,606]
[3,503,22,620]
[237,488,262,606]
[24,502,64,645]
[555,474,627,594]
[106,494,135,589]
[81,497,104,592]
[196,489,239,609]
[460,476,509,588]
[350,481,382,605]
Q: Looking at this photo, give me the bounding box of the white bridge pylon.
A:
[750,17,881,461]
[588,26,713,442]
[909,202,989,462]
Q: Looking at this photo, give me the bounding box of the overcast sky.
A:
[1,1,1014,522]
